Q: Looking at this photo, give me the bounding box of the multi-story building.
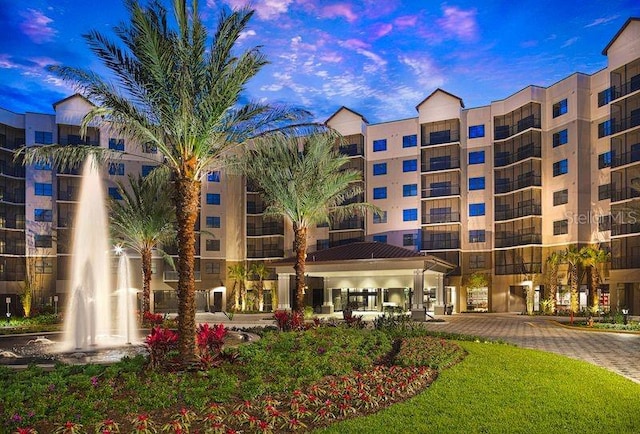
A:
[1,17,639,315]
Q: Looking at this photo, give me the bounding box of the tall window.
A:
[108,138,125,151]
[553,219,568,235]
[403,233,417,246]
[142,142,158,154]
[34,161,52,170]
[469,203,485,216]
[141,165,156,177]
[373,139,387,152]
[402,184,417,197]
[206,193,221,205]
[373,187,387,200]
[34,131,53,144]
[598,120,612,138]
[108,187,122,200]
[598,184,611,201]
[598,151,612,169]
[553,159,568,176]
[34,209,53,222]
[34,183,52,196]
[468,150,485,164]
[34,235,53,248]
[207,171,221,182]
[469,230,485,243]
[372,162,387,176]
[553,189,568,206]
[468,125,485,138]
[206,216,221,228]
[552,99,568,118]
[552,129,568,147]
[373,211,387,224]
[373,234,387,243]
[108,163,125,176]
[468,177,485,191]
[402,134,417,148]
[403,208,418,221]
[402,159,417,172]
[205,239,221,251]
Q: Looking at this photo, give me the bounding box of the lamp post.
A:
[5,296,11,324]
[53,295,59,316]
[622,308,629,325]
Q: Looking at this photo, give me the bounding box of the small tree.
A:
[580,245,610,313]
[562,245,583,324]
[250,262,271,312]
[227,263,247,311]
[544,251,563,314]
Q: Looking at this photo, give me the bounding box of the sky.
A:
[1,0,639,124]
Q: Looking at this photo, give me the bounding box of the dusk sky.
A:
[1,0,639,123]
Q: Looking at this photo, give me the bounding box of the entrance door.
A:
[212,292,223,312]
[347,290,378,311]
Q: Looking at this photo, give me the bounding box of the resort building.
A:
[0,17,639,316]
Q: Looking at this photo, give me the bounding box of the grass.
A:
[317,341,640,434]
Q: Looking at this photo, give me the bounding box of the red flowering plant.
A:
[142,311,164,327]
[273,310,305,331]
[196,323,227,369]
[130,414,156,434]
[14,428,37,434]
[144,326,178,369]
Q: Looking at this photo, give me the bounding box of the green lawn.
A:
[317,341,640,433]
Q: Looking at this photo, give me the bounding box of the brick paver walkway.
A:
[423,314,640,383]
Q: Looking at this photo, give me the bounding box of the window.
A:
[402,159,417,172]
[373,235,387,243]
[206,193,221,205]
[141,165,156,177]
[373,139,387,152]
[108,162,125,176]
[598,151,612,169]
[430,181,452,197]
[316,239,329,250]
[402,134,417,148]
[598,120,612,138]
[34,209,52,222]
[34,161,52,170]
[373,187,387,200]
[372,163,387,176]
[598,184,611,201]
[469,253,486,270]
[553,219,568,235]
[34,235,52,248]
[207,171,221,182]
[599,87,614,106]
[403,208,418,221]
[34,131,53,144]
[552,99,568,118]
[468,150,485,164]
[598,215,612,232]
[206,216,221,228]
[553,159,568,176]
[468,177,485,191]
[469,203,485,217]
[402,184,417,197]
[552,129,568,147]
[403,233,417,246]
[35,259,53,274]
[34,183,52,196]
[108,138,125,151]
[205,261,221,274]
[205,239,220,251]
[553,189,568,206]
[468,124,485,138]
[373,211,387,224]
[108,187,122,200]
[469,230,486,243]
[142,142,158,154]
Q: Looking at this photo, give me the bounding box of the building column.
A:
[321,279,334,314]
[434,273,446,315]
[411,269,425,320]
[277,274,291,310]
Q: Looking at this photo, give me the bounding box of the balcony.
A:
[422,185,461,199]
[494,144,541,167]
[494,116,541,140]
[332,217,365,231]
[58,137,100,146]
[600,114,640,138]
[494,204,542,221]
[248,249,284,259]
[57,189,79,201]
[0,192,25,204]
[611,222,640,236]
[0,219,25,230]
[495,262,542,275]
[0,166,25,178]
[0,138,25,150]
[163,271,202,282]
[338,143,364,157]
[495,233,542,248]
[247,202,267,214]
[246,224,284,236]
[422,212,460,225]
[611,146,640,167]
[494,173,541,194]
[421,157,460,172]
[610,187,640,202]
[421,238,460,250]
[422,129,460,146]
[598,75,640,106]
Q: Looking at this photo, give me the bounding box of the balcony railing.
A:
[338,143,364,157]
[421,157,461,172]
[58,137,100,146]
[0,166,26,178]
[495,262,542,275]
[494,204,542,221]
[0,219,25,230]
[494,116,541,140]
[247,202,267,214]
[0,138,25,150]
[610,187,640,202]
[495,233,541,248]
[422,129,460,146]
[0,192,25,204]
[600,115,640,138]
[598,75,640,106]
[248,249,284,258]
[329,236,364,248]
[494,144,541,167]
[57,190,79,201]
[611,222,640,236]
[246,225,284,236]
[421,239,460,250]
[612,146,640,167]
[494,173,541,194]
[164,271,201,282]
[422,185,461,199]
[422,212,460,225]
[332,217,365,231]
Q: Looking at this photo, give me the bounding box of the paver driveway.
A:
[423,313,640,383]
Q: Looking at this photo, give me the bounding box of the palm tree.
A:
[240,131,378,312]
[19,1,313,359]
[562,245,583,323]
[580,245,610,312]
[109,173,176,316]
[545,250,563,314]
[227,263,247,311]
[250,262,271,312]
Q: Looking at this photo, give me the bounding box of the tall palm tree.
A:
[19,0,313,359]
[562,245,583,322]
[250,262,271,312]
[545,250,563,314]
[240,131,378,312]
[109,173,176,316]
[580,245,610,311]
[227,263,247,311]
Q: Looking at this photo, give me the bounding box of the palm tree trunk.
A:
[174,176,200,361]
[570,265,579,316]
[590,266,600,310]
[141,247,153,315]
[293,224,308,312]
[258,281,264,312]
[548,267,557,312]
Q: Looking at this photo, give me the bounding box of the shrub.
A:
[273,310,304,331]
[196,323,227,369]
[142,312,164,327]
[145,326,178,369]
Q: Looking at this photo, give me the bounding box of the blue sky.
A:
[1,0,639,123]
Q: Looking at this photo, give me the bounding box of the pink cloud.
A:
[343,38,370,50]
[370,23,393,38]
[437,6,478,41]
[222,0,293,20]
[20,9,57,43]
[320,3,358,23]
[394,15,418,28]
[319,52,343,63]
[0,54,18,69]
